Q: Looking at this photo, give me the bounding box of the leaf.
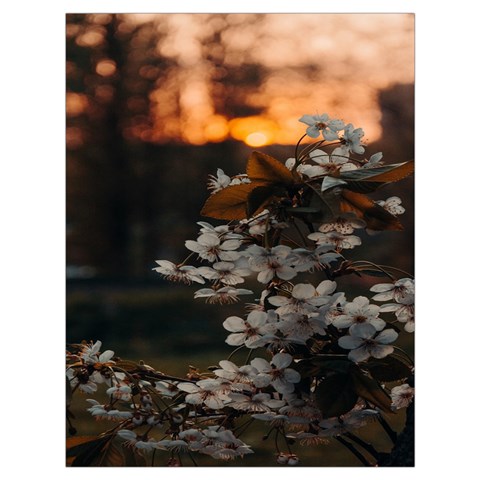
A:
[67,435,113,466]
[201,182,261,220]
[321,175,348,192]
[66,376,73,408]
[114,360,142,372]
[297,356,351,378]
[315,373,359,417]
[366,356,413,382]
[341,162,414,183]
[337,162,414,194]
[122,444,147,466]
[340,190,403,231]
[350,368,393,413]
[94,439,125,466]
[247,184,285,217]
[247,151,295,185]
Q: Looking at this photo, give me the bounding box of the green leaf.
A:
[366,355,413,382]
[315,373,359,418]
[351,368,393,413]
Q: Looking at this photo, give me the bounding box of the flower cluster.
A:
[67,113,414,467]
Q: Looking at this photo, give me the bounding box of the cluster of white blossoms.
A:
[67,114,414,467]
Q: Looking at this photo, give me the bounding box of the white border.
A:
[3,1,479,479]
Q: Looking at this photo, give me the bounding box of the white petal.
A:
[198,233,220,247]
[348,347,371,362]
[370,344,394,359]
[177,382,199,394]
[221,239,241,251]
[316,280,337,295]
[338,335,364,350]
[332,315,353,329]
[247,310,268,328]
[257,269,274,284]
[223,316,245,332]
[268,295,289,307]
[372,291,394,301]
[375,329,398,344]
[225,333,247,346]
[276,266,297,281]
[251,357,271,373]
[349,323,377,339]
[185,240,202,253]
[369,317,387,331]
[322,128,339,141]
[218,360,238,373]
[272,352,293,369]
[204,396,226,410]
[283,368,301,383]
[292,283,316,300]
[370,283,394,293]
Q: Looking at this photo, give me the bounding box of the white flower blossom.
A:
[380,296,415,332]
[207,168,231,193]
[338,323,398,362]
[197,261,251,286]
[339,123,365,155]
[185,233,241,263]
[117,430,158,452]
[251,352,301,394]
[246,244,296,283]
[290,246,341,272]
[319,214,366,234]
[318,408,379,435]
[268,283,330,315]
[370,278,414,303]
[155,381,179,397]
[106,384,132,402]
[277,312,327,340]
[177,379,231,410]
[223,310,272,348]
[308,231,362,250]
[363,152,383,168]
[391,384,415,410]
[153,260,205,285]
[86,400,133,421]
[214,360,260,391]
[79,340,115,365]
[376,196,405,216]
[332,296,385,331]
[298,113,345,140]
[194,286,253,304]
[228,392,285,412]
[299,148,357,178]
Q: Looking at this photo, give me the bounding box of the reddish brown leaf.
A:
[247,184,286,218]
[351,369,394,414]
[361,161,414,184]
[340,190,403,231]
[201,182,263,220]
[247,151,295,185]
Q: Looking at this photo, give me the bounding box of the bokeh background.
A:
[66,13,414,466]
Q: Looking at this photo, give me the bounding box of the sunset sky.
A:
[67,13,414,147]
